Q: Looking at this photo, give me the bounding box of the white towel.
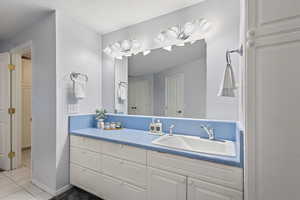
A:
[118,85,127,101]
[73,79,86,99]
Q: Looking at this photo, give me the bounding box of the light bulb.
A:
[103,46,112,55]
[176,43,185,47]
[131,40,140,49]
[163,45,172,51]
[112,42,121,51]
[143,50,151,56]
[121,40,131,51]
[156,33,166,42]
[184,22,195,35]
[168,26,180,38]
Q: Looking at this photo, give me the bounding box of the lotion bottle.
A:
[155,120,163,135]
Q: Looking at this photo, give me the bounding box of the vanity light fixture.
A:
[218,45,243,97]
[155,18,212,51]
[103,39,142,59]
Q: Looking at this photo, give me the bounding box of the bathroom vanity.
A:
[69,115,243,200]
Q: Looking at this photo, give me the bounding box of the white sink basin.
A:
[152,134,236,157]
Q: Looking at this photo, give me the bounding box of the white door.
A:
[128,79,151,115]
[188,178,243,200]
[165,73,184,117]
[0,53,10,170]
[245,0,300,200]
[148,167,186,200]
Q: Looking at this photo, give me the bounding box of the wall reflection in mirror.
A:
[126,41,206,118]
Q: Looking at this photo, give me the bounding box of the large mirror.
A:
[102,0,240,121]
[127,41,206,118]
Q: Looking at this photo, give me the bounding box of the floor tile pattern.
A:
[0,150,53,200]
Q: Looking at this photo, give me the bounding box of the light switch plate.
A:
[68,103,79,114]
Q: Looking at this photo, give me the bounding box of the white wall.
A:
[55,12,101,190]
[102,0,240,120]
[0,12,58,191]
[0,11,102,193]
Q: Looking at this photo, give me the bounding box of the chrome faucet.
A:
[169,124,175,136]
[200,125,215,140]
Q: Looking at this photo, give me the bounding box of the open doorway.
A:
[20,49,32,169]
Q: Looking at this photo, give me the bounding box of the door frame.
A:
[10,41,32,169]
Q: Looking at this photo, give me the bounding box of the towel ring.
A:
[70,72,88,82]
[118,81,127,87]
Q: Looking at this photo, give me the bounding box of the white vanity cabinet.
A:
[70,135,243,200]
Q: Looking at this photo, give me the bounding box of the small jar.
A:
[110,122,116,129]
[116,122,122,129]
[104,123,111,129]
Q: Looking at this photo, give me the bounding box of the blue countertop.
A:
[70,128,242,168]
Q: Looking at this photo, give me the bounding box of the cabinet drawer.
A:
[122,182,147,200]
[70,163,98,195]
[102,154,147,188]
[96,173,123,200]
[70,147,100,171]
[102,141,147,164]
[148,151,243,191]
[70,135,102,153]
[188,177,243,200]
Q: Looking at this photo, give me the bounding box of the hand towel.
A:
[118,85,127,101]
[73,79,86,99]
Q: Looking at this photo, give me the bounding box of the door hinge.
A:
[8,108,16,114]
[8,151,15,159]
[8,64,16,71]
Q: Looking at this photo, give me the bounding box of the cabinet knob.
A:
[247,40,255,48]
[247,30,255,38]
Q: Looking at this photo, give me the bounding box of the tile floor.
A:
[0,149,53,200]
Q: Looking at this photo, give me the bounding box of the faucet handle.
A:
[169,124,175,136]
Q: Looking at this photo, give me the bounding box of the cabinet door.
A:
[188,178,243,200]
[246,0,300,199]
[148,168,186,200]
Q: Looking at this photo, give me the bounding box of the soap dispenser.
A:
[149,118,156,133]
[155,120,163,135]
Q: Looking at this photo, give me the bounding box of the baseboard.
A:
[32,179,73,196]
[31,179,56,195]
[55,184,73,196]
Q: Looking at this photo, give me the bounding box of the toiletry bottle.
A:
[149,118,156,133]
[155,120,163,135]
